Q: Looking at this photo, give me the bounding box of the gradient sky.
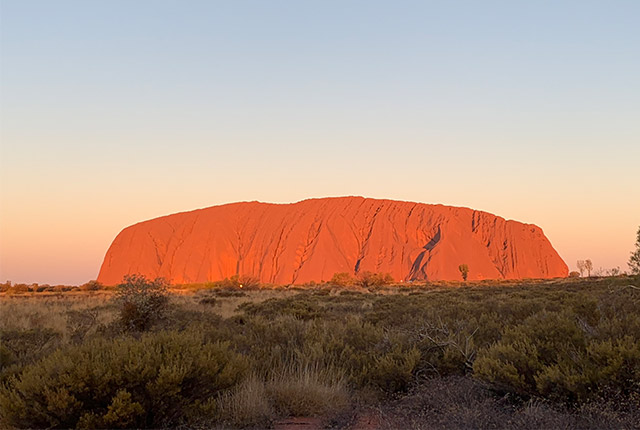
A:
[1,0,639,285]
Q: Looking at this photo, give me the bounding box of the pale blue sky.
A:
[1,0,639,284]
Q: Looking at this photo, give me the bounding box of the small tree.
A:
[458,264,469,281]
[584,259,593,277]
[629,225,640,275]
[605,267,621,277]
[577,260,586,277]
[115,274,169,331]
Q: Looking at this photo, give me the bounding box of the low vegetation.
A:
[1,275,639,428]
[114,274,169,331]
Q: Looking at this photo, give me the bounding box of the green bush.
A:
[330,272,355,287]
[361,345,421,393]
[474,310,640,403]
[114,274,169,331]
[0,331,247,429]
[535,336,640,402]
[474,312,584,394]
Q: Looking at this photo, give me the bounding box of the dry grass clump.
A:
[214,364,350,428]
[216,375,274,428]
[266,363,350,417]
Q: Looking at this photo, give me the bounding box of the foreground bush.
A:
[474,311,640,403]
[0,331,247,429]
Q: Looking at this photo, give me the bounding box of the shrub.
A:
[0,281,11,293]
[474,311,586,397]
[458,264,469,281]
[114,274,169,331]
[79,280,103,291]
[330,272,355,287]
[535,336,640,402]
[357,271,394,288]
[213,275,261,290]
[474,336,542,395]
[473,309,640,403]
[0,331,247,429]
[7,284,30,294]
[361,345,421,393]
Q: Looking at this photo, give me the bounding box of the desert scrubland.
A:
[1,276,639,429]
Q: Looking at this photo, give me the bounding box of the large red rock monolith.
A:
[98,197,568,285]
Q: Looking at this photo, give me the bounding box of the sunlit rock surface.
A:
[98,197,568,285]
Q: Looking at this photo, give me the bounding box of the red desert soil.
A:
[98,196,568,285]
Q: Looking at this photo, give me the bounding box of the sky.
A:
[1,0,638,285]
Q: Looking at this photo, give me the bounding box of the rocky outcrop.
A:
[97,197,568,285]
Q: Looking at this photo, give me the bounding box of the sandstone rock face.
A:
[97,197,568,285]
